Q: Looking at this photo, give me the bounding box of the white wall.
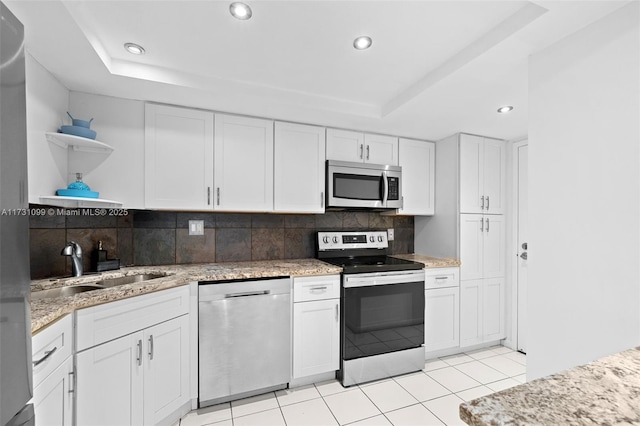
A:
[527,2,640,380]
[25,53,69,202]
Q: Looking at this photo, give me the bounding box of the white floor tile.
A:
[426,367,481,393]
[346,414,392,426]
[358,378,392,388]
[480,356,526,377]
[232,408,285,426]
[384,404,444,426]
[440,353,474,366]
[453,361,508,385]
[360,380,418,413]
[422,394,466,426]
[423,359,449,372]
[394,372,451,402]
[464,348,499,360]
[275,384,322,406]
[315,379,350,397]
[324,388,382,425]
[280,398,338,426]
[180,403,232,426]
[489,346,514,355]
[513,374,527,384]
[486,378,521,392]
[455,386,494,402]
[230,392,279,418]
[503,351,527,366]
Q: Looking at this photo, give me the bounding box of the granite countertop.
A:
[460,347,640,425]
[30,258,341,334]
[392,253,461,268]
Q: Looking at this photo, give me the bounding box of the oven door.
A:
[342,270,425,361]
[327,160,402,209]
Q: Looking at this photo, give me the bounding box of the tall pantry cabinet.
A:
[415,133,506,348]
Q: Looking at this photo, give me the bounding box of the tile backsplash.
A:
[29,206,414,279]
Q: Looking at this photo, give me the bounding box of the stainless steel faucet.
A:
[61,241,83,277]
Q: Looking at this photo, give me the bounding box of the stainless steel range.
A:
[317,230,425,386]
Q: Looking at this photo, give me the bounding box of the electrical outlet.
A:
[189,220,204,236]
[387,228,395,241]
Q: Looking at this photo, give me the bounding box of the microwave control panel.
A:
[387,177,399,200]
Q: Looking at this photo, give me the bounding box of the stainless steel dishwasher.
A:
[198,277,291,407]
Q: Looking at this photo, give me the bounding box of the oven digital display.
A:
[342,235,367,244]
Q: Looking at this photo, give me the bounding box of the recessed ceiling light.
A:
[353,36,372,50]
[230,2,252,20]
[497,105,514,113]
[124,43,145,55]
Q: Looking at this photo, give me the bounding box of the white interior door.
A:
[516,143,529,353]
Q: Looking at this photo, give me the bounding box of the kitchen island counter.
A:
[460,347,640,425]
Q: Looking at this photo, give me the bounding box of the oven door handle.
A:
[344,271,425,288]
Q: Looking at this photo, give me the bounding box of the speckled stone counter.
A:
[392,253,461,268]
[460,347,640,425]
[30,258,341,334]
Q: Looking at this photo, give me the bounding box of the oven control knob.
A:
[378,236,383,242]
[369,236,375,242]
[332,236,339,243]
[322,236,329,244]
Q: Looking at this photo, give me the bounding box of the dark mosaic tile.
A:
[117,212,135,228]
[176,229,216,264]
[391,227,414,254]
[29,208,66,229]
[29,229,67,279]
[118,228,133,267]
[66,228,118,273]
[65,210,117,229]
[216,213,252,228]
[133,229,176,265]
[315,212,344,230]
[284,229,315,259]
[176,212,216,229]
[368,213,394,230]
[252,214,285,228]
[251,228,284,261]
[133,211,177,229]
[394,215,414,229]
[215,228,251,262]
[343,212,369,230]
[284,214,316,229]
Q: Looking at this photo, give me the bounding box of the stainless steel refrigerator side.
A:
[0,2,34,425]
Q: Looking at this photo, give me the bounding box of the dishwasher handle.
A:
[225,290,271,298]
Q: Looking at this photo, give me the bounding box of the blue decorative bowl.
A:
[56,189,99,198]
[60,125,97,140]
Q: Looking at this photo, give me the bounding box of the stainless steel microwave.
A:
[326,160,402,210]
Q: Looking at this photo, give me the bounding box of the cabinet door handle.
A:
[359,144,364,159]
[68,370,75,395]
[366,145,370,160]
[216,187,220,206]
[481,196,485,210]
[207,187,211,205]
[148,335,154,360]
[137,340,142,366]
[33,346,57,366]
[480,218,484,232]
[321,192,324,208]
[486,218,490,232]
[486,196,490,210]
[335,304,339,322]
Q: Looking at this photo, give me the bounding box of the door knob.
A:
[520,252,528,260]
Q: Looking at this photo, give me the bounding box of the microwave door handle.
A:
[382,171,389,205]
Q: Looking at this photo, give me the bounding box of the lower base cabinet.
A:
[33,356,74,426]
[425,287,460,352]
[460,278,505,347]
[76,314,190,426]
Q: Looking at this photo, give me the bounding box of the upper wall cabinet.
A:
[214,114,274,212]
[459,134,506,214]
[326,129,398,165]
[274,122,326,213]
[144,104,214,210]
[398,138,435,216]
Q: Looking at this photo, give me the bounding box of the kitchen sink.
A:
[94,273,167,288]
[31,284,106,300]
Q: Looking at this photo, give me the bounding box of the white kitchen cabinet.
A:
[274,122,326,213]
[214,114,274,211]
[33,356,74,426]
[459,134,506,214]
[398,138,435,215]
[292,275,340,380]
[326,128,398,165]
[460,278,505,347]
[144,103,214,210]
[459,214,505,281]
[424,267,460,353]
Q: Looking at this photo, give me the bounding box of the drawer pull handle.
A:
[33,346,57,366]
[435,277,449,280]
[309,286,327,291]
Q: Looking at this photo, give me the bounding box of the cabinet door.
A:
[459,214,484,281]
[33,356,73,426]
[144,104,214,210]
[293,299,340,378]
[459,134,484,214]
[483,278,505,341]
[398,139,435,215]
[364,134,398,165]
[274,122,326,213]
[483,138,506,214]
[424,287,459,353]
[76,333,144,426]
[326,128,364,162]
[459,280,483,347]
[214,114,274,211]
[143,315,190,426]
[482,215,506,279]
